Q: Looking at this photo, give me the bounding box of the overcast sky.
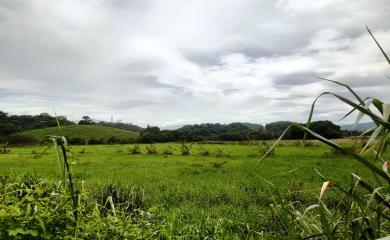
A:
[0,0,389,127]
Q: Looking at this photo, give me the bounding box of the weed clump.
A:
[258,142,275,156]
[0,143,10,154]
[162,147,173,156]
[146,144,158,154]
[199,147,210,156]
[128,144,141,155]
[180,143,190,156]
[214,149,231,157]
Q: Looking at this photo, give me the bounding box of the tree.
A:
[78,116,94,125]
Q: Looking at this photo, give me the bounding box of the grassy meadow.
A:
[0,140,385,238]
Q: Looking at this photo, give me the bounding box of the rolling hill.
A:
[15,125,139,144]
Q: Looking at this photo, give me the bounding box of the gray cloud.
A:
[0,0,389,126]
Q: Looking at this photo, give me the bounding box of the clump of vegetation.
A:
[162,147,173,156]
[128,144,141,155]
[199,147,210,156]
[0,143,10,154]
[0,174,161,239]
[79,148,86,154]
[210,161,227,169]
[116,148,123,153]
[258,141,275,157]
[180,143,191,156]
[214,148,231,157]
[145,144,158,154]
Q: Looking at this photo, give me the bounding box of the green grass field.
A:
[15,125,138,143]
[0,141,384,238]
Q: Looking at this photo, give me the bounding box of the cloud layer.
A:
[0,0,389,126]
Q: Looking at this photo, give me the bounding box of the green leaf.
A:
[367,26,390,65]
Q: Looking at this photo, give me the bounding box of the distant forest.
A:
[0,110,358,144]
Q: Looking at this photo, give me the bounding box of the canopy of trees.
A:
[0,110,348,144]
[138,121,345,143]
[0,111,74,136]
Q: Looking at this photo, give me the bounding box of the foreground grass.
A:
[0,141,387,238]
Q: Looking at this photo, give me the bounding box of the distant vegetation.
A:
[1,110,355,145]
[12,125,138,145]
[138,120,347,143]
[0,111,74,136]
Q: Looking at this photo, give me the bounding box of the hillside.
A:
[340,122,375,131]
[16,125,138,144]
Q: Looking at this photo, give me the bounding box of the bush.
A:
[162,147,173,156]
[145,144,158,154]
[180,143,190,156]
[128,144,141,154]
[0,143,10,154]
[199,147,210,156]
[214,149,231,158]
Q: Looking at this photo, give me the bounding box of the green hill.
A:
[16,125,138,144]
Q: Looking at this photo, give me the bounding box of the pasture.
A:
[0,140,383,238]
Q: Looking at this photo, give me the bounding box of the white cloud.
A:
[0,0,389,126]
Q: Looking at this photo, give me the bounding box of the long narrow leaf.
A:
[361,125,383,153]
[309,92,390,129]
[262,123,390,182]
[367,26,390,65]
[314,76,365,105]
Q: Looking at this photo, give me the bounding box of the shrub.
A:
[199,147,210,156]
[145,144,158,154]
[128,144,141,154]
[214,149,231,157]
[180,143,190,155]
[257,141,274,157]
[0,143,10,154]
[162,147,173,156]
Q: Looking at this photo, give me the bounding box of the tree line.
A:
[137,121,347,143]
[0,110,356,144]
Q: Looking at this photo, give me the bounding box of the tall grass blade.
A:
[366,26,390,65]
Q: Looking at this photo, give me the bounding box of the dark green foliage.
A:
[0,111,74,136]
[68,137,86,145]
[1,134,36,145]
[106,136,122,144]
[78,116,95,125]
[88,138,105,145]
